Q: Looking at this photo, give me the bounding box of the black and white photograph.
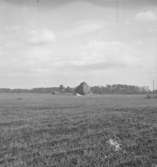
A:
[0,0,157,166]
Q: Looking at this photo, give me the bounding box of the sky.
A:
[0,0,157,88]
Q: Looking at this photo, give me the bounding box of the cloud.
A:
[28,28,56,45]
[65,61,126,71]
[4,26,56,46]
[23,43,59,74]
[135,10,157,21]
[4,0,157,9]
[63,22,105,37]
[86,40,139,65]
[0,25,58,75]
[64,40,140,71]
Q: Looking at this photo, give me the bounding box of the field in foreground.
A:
[0,94,156,167]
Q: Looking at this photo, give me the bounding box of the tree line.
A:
[91,84,150,94]
[0,84,150,94]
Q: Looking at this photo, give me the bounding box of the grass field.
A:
[0,93,156,167]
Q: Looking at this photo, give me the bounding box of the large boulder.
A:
[74,82,91,95]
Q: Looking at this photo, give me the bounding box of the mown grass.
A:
[0,94,156,167]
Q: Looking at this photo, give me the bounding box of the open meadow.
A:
[0,94,156,167]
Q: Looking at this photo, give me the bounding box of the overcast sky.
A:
[0,0,157,88]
